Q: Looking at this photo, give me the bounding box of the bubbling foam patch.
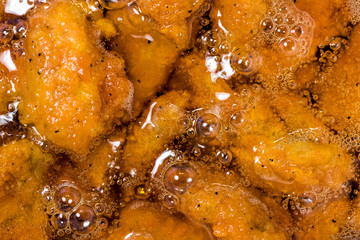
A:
[260,0,315,57]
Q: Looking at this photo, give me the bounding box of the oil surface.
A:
[0,0,360,239]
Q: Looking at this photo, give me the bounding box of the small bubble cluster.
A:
[260,0,315,56]
[348,0,360,24]
[0,19,28,58]
[42,182,112,237]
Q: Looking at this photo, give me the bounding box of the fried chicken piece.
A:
[17,0,133,155]
[294,199,351,239]
[171,51,352,197]
[107,7,179,117]
[179,168,291,239]
[137,0,206,49]
[0,139,54,239]
[107,201,211,240]
[77,130,126,188]
[106,0,206,117]
[210,0,267,47]
[122,91,191,176]
[312,25,360,133]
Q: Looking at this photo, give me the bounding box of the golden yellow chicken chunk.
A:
[312,25,360,133]
[106,0,206,117]
[294,199,351,239]
[122,91,190,176]
[107,201,211,240]
[17,0,133,155]
[0,139,54,239]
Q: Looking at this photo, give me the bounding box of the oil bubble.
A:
[260,18,274,33]
[99,218,108,229]
[275,25,289,37]
[70,205,97,234]
[196,113,221,139]
[0,23,13,43]
[164,165,196,196]
[290,25,304,38]
[274,14,284,24]
[134,184,151,199]
[216,149,233,165]
[230,111,246,128]
[177,116,191,129]
[163,195,179,209]
[51,213,68,229]
[55,185,81,212]
[279,37,297,55]
[230,50,262,76]
[14,21,27,39]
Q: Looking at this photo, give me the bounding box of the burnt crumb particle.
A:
[215,192,218,195]
[37,70,41,75]
[38,53,42,56]
[332,219,336,223]
[55,130,59,133]
[29,59,32,62]
[148,40,151,44]
[269,159,274,162]
[137,79,141,83]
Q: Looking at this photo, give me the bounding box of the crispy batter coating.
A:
[107,201,211,240]
[121,91,190,176]
[171,51,353,197]
[17,0,133,155]
[0,139,54,239]
[312,25,360,132]
[137,0,205,49]
[179,168,291,239]
[294,199,351,239]
[107,7,179,117]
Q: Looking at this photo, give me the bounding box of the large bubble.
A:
[69,204,97,234]
[196,113,221,139]
[164,164,196,196]
[54,185,81,212]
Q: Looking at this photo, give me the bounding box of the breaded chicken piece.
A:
[122,91,191,176]
[78,129,126,188]
[137,0,206,49]
[312,25,360,132]
[0,139,54,239]
[106,0,206,117]
[107,7,179,117]
[17,0,133,155]
[171,51,353,197]
[294,199,351,239]
[107,201,211,240]
[179,169,291,239]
